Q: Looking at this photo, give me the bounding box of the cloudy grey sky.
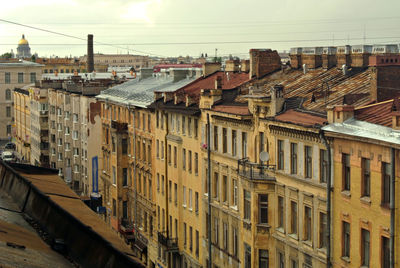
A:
[1,0,400,58]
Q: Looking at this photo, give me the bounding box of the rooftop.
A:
[274,109,327,127]
[354,98,396,127]
[0,60,44,67]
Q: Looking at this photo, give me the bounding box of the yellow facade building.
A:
[14,87,31,161]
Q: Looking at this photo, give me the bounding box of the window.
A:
[278,140,284,170]
[214,217,219,245]
[149,178,152,200]
[64,126,70,135]
[305,146,312,178]
[5,89,11,100]
[168,180,171,201]
[122,168,128,186]
[188,117,192,136]
[361,229,370,267]
[182,149,186,170]
[213,126,218,151]
[304,206,312,242]
[195,230,199,257]
[156,140,159,158]
[73,131,79,140]
[5,72,10,84]
[342,221,350,258]
[320,149,328,183]
[319,212,327,249]
[194,119,198,138]
[18,72,24,83]
[161,175,164,195]
[382,236,390,268]
[189,226,193,251]
[259,250,269,268]
[244,190,251,220]
[259,194,268,224]
[188,150,192,172]
[362,158,370,197]
[112,199,116,217]
[278,196,285,229]
[342,153,350,191]
[161,141,164,159]
[278,252,285,268]
[173,146,177,167]
[222,128,227,153]
[303,254,312,268]
[259,132,265,157]
[174,183,177,205]
[6,106,11,117]
[232,130,237,156]
[213,172,219,200]
[148,114,151,132]
[382,162,391,206]
[290,201,298,235]
[244,243,251,268]
[183,186,186,206]
[112,166,116,184]
[168,144,171,164]
[65,142,70,150]
[189,189,192,209]
[242,132,247,158]
[30,72,36,83]
[182,116,186,134]
[290,143,298,174]
[222,175,227,203]
[58,138,62,146]
[183,223,187,247]
[194,152,198,174]
[232,179,238,207]
[122,138,127,154]
[223,222,228,250]
[290,259,298,268]
[58,153,62,161]
[233,227,238,257]
[195,191,199,213]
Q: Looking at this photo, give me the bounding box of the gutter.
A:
[320,130,332,268]
[390,148,395,268]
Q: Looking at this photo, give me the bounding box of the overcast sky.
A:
[1,0,400,58]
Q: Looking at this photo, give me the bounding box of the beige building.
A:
[14,87,31,161]
[80,54,150,70]
[0,59,43,142]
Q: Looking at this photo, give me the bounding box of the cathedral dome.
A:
[18,34,29,45]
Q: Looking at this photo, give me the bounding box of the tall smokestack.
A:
[87,34,94,73]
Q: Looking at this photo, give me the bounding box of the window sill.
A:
[341,256,350,263]
[360,196,371,205]
[276,227,285,234]
[316,247,327,255]
[341,190,351,198]
[230,205,238,211]
[302,240,313,248]
[288,233,298,240]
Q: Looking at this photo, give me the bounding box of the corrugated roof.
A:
[322,118,400,145]
[97,74,197,108]
[355,98,394,127]
[274,109,327,127]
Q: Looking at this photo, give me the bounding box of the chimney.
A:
[140,68,154,79]
[215,76,222,89]
[249,49,281,79]
[351,45,372,68]
[225,59,240,72]
[301,47,323,69]
[271,84,285,116]
[391,98,400,130]
[87,34,94,73]
[369,49,400,102]
[240,60,250,72]
[327,105,354,123]
[322,47,337,69]
[289,47,302,69]
[202,62,221,77]
[170,68,188,82]
[336,45,351,68]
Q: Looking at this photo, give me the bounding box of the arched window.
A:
[5,89,11,100]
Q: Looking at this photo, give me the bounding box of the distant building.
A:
[80,53,150,70]
[16,34,32,59]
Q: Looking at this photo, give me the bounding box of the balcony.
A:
[237,158,275,181]
[157,231,178,252]
[111,120,128,132]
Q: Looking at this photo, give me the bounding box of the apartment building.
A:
[0,59,43,142]
[35,57,108,74]
[323,100,400,267]
[97,67,199,266]
[80,53,150,70]
[14,87,31,161]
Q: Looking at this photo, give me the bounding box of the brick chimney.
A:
[369,47,400,102]
[203,62,221,77]
[351,45,372,68]
[225,59,240,72]
[87,34,94,73]
[301,47,323,69]
[240,60,250,72]
[336,45,351,68]
[249,49,281,79]
[289,47,302,69]
[322,47,337,69]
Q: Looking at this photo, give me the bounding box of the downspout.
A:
[164,111,170,265]
[131,106,137,238]
[207,113,212,268]
[320,130,331,268]
[390,148,395,268]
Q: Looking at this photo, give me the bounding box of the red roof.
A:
[275,109,327,127]
[355,99,395,127]
[182,71,250,102]
[212,105,250,116]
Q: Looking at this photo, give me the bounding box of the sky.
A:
[1,0,400,58]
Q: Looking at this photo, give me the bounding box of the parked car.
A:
[1,151,15,162]
[4,142,16,150]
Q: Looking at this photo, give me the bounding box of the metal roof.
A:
[97,73,197,108]
[322,117,400,145]
[42,72,136,80]
[0,60,44,67]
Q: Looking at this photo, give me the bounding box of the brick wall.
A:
[322,54,337,69]
[301,54,322,69]
[370,65,400,102]
[336,54,351,68]
[249,49,281,78]
[290,55,302,69]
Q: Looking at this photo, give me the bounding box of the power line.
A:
[0,18,166,57]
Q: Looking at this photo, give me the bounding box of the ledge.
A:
[360,196,371,205]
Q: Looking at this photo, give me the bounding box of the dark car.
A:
[5,143,16,150]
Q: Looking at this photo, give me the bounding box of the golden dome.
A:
[18,34,28,45]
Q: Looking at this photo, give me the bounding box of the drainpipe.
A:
[207,113,212,268]
[130,106,137,238]
[390,148,395,268]
[164,111,170,265]
[320,130,331,268]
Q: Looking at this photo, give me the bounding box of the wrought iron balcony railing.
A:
[237,158,275,181]
[157,231,178,251]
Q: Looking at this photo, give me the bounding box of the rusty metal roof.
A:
[354,99,395,127]
[274,109,327,127]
